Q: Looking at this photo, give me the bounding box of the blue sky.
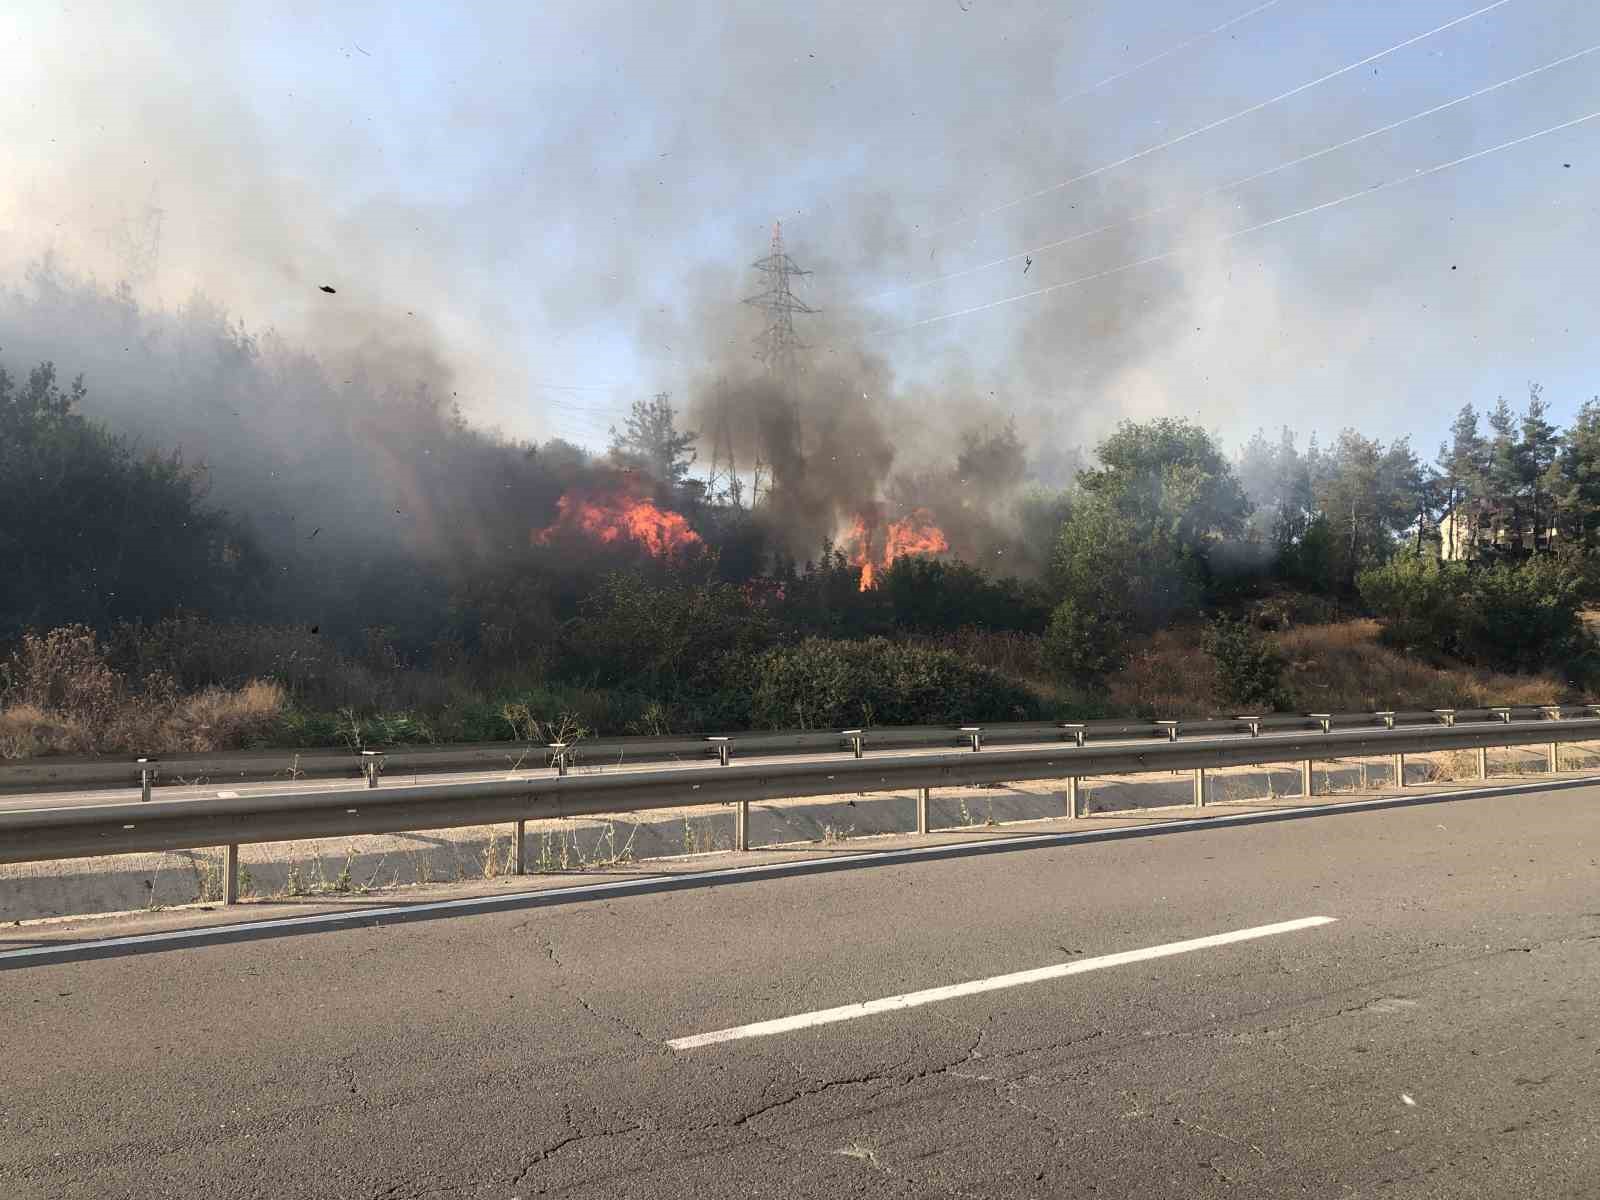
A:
[2,0,1597,463]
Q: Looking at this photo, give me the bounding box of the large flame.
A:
[845,507,949,590]
[536,490,702,557]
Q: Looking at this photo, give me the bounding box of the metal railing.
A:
[3,711,1598,906]
[5,704,1599,796]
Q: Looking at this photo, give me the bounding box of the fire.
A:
[885,508,949,563]
[535,490,702,557]
[845,507,949,590]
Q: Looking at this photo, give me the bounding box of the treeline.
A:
[3,264,1598,744]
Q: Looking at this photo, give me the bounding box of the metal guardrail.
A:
[3,714,1599,906]
[5,704,1598,795]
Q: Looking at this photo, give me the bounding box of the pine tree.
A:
[608,392,698,485]
[1550,398,1600,548]
[1485,396,1522,550]
[1437,403,1487,559]
[1519,383,1561,552]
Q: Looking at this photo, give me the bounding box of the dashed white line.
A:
[668,916,1338,1050]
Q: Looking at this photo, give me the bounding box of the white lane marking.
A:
[667,916,1338,1050]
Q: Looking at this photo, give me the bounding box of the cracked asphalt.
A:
[2,783,1598,1198]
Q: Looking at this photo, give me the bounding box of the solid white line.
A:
[667,916,1337,1050]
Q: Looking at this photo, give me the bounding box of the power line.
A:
[796,0,1288,245]
[865,38,1600,304]
[1054,0,1289,106]
[872,106,1599,336]
[918,0,1516,238]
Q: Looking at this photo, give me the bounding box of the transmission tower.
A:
[743,220,817,375]
[706,376,745,509]
[741,220,816,503]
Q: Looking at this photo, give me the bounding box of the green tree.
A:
[1309,430,1426,591]
[1436,403,1488,559]
[1549,398,1600,549]
[1519,383,1561,553]
[1051,419,1251,634]
[1078,418,1251,551]
[608,392,697,485]
[1237,427,1313,552]
[1485,395,1523,549]
[0,362,261,639]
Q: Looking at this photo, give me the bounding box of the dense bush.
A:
[1041,599,1128,684]
[554,572,777,702]
[745,637,1042,730]
[0,363,262,639]
[874,557,1051,635]
[1358,551,1592,673]
[1200,617,1290,710]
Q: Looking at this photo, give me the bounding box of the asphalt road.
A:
[2,782,1597,1198]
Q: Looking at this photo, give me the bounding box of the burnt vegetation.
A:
[2,270,1598,756]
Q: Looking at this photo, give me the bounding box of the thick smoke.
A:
[3,0,1596,590]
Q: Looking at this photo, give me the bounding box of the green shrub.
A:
[1457,556,1590,673]
[554,572,776,699]
[745,637,1041,730]
[1041,599,1128,684]
[875,558,1050,634]
[1200,618,1289,710]
[1358,551,1592,673]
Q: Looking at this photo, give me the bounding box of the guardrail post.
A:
[1059,723,1087,747]
[361,749,384,789]
[1065,777,1080,819]
[706,737,744,849]
[1541,707,1562,772]
[1490,706,1514,724]
[513,819,526,874]
[1193,768,1206,808]
[1303,714,1333,797]
[550,742,571,776]
[1394,752,1405,788]
[137,757,157,802]
[1156,722,1181,778]
[222,844,239,904]
[960,726,982,752]
[842,729,864,759]
[1375,710,1396,730]
[917,787,931,834]
[1433,709,1456,727]
[1476,746,1488,780]
[1235,716,1263,738]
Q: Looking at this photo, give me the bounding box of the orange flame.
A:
[885,508,950,564]
[844,507,948,590]
[536,491,702,557]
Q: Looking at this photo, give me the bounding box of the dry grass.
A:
[1035,618,1570,719]
[0,701,86,758]
[1106,631,1218,717]
[1272,619,1565,712]
[926,617,1573,719]
[0,679,288,758]
[145,679,288,754]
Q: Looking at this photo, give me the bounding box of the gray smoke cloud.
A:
[3,0,1595,575]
